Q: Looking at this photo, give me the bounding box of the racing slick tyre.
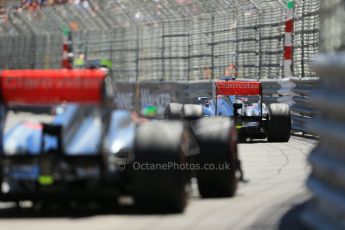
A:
[192,117,238,198]
[267,103,291,142]
[132,121,188,213]
[237,133,247,143]
[0,166,2,198]
[182,104,203,120]
[164,103,183,120]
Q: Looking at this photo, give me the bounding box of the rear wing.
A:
[214,80,263,116]
[0,69,111,154]
[0,70,108,105]
[215,81,262,96]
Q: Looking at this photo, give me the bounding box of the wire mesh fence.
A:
[294,0,320,78]
[318,0,345,53]
[0,0,320,81]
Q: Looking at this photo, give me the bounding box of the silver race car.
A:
[0,69,241,212]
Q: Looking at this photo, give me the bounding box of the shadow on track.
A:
[0,201,184,219]
[278,200,310,230]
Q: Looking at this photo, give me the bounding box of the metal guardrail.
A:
[290,77,319,135]
[261,78,295,105]
[301,53,345,229]
[114,79,295,116]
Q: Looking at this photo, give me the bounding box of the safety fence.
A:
[0,0,320,81]
[293,0,320,78]
[0,32,62,69]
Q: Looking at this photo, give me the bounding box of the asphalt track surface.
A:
[0,113,316,230]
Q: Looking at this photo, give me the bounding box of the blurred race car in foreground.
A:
[0,70,241,212]
[165,80,291,142]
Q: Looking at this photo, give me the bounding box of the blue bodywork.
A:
[200,96,267,118]
[199,95,269,139]
[3,106,135,156]
[202,96,235,117]
[2,106,136,187]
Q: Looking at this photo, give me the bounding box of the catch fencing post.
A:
[284,0,294,78]
[61,27,73,69]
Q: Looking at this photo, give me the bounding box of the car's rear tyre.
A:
[237,129,247,143]
[33,200,70,212]
[267,103,291,142]
[192,117,238,198]
[132,121,188,213]
[164,103,183,120]
[0,167,2,199]
[182,104,203,120]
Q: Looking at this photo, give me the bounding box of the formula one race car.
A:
[0,70,240,212]
[165,80,291,142]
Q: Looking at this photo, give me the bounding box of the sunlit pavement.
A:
[0,121,316,230]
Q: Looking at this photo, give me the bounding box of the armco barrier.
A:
[301,53,345,229]
[114,81,186,117]
[114,81,137,111]
[139,82,180,115]
[261,78,295,106]
[290,77,319,135]
[177,80,213,104]
[114,79,295,116]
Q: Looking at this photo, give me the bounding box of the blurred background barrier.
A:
[291,77,319,135]
[301,53,345,230]
[301,0,345,228]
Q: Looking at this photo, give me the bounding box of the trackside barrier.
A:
[261,78,295,106]
[114,79,295,115]
[139,82,180,115]
[177,80,213,104]
[114,81,137,112]
[301,53,345,229]
[290,77,320,135]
